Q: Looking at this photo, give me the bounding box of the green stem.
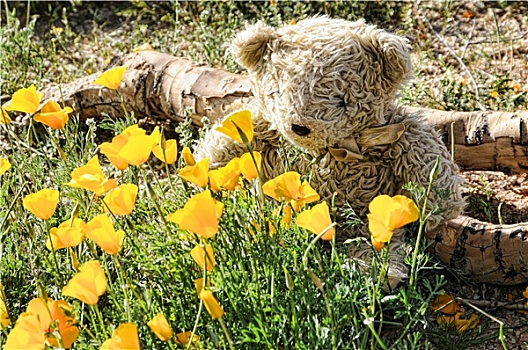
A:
[45,220,64,287]
[362,309,387,350]
[301,222,337,268]
[112,255,131,322]
[218,317,235,350]
[92,304,109,338]
[409,156,439,287]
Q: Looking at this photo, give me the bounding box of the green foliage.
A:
[1,2,524,349]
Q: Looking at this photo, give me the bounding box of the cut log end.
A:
[429,216,528,285]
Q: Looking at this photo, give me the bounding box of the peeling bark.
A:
[431,216,528,285]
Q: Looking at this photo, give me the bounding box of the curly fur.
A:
[196,17,466,287]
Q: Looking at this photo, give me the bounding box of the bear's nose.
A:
[291,124,311,136]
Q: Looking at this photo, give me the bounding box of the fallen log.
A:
[43,51,528,174]
[36,50,528,284]
[431,216,528,285]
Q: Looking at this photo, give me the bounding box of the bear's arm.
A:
[395,119,465,230]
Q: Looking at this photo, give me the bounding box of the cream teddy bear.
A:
[196,16,466,287]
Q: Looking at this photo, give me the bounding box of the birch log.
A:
[43,51,528,174]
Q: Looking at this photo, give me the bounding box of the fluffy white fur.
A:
[195,17,466,287]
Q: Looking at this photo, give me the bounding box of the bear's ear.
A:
[231,21,279,72]
[377,33,413,91]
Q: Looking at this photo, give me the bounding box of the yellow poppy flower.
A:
[4,84,43,114]
[179,158,210,187]
[239,151,261,181]
[100,125,147,170]
[215,109,254,143]
[117,133,156,166]
[0,107,11,124]
[436,312,479,333]
[296,202,335,240]
[105,129,154,168]
[431,293,462,315]
[93,66,127,90]
[62,260,108,305]
[0,157,11,176]
[166,190,224,238]
[102,183,138,215]
[181,146,196,166]
[208,158,240,192]
[147,313,173,341]
[263,172,320,211]
[23,188,59,220]
[4,312,45,350]
[25,298,79,349]
[65,156,117,196]
[367,195,419,247]
[0,283,9,329]
[175,331,200,346]
[85,214,125,255]
[33,100,73,129]
[190,243,216,272]
[199,290,224,320]
[100,323,140,350]
[46,218,87,251]
[153,139,177,164]
[194,277,211,296]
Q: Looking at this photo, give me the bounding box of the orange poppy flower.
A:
[147,313,173,341]
[4,84,43,114]
[367,195,419,249]
[431,293,462,315]
[84,214,125,255]
[65,156,117,196]
[296,202,335,240]
[190,243,216,272]
[100,124,155,170]
[239,151,261,181]
[4,312,45,350]
[179,158,210,187]
[0,157,11,176]
[23,188,59,220]
[175,331,200,346]
[102,183,138,215]
[33,100,73,129]
[46,218,87,251]
[0,107,11,124]
[62,260,108,305]
[215,109,254,143]
[199,290,224,320]
[181,146,196,166]
[263,172,320,211]
[94,66,127,90]
[208,158,240,192]
[0,283,9,329]
[166,190,224,239]
[25,298,79,348]
[100,323,140,350]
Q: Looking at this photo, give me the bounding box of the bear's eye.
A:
[336,97,346,108]
[291,124,311,136]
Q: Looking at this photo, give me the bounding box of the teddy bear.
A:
[195,16,466,287]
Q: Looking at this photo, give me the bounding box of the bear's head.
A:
[231,17,412,153]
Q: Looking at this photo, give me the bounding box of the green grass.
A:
[1,1,526,349]
[0,106,449,349]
